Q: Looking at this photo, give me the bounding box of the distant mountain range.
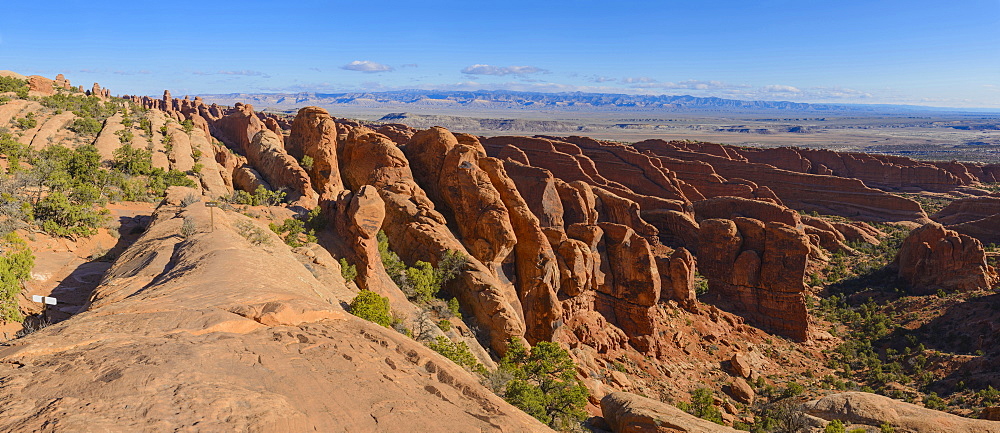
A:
[195,90,998,114]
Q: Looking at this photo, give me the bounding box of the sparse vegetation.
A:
[378,230,466,305]
[226,185,287,207]
[269,218,317,247]
[235,219,272,246]
[15,112,37,129]
[0,232,34,323]
[349,289,393,327]
[339,258,357,283]
[676,387,724,424]
[495,338,589,430]
[300,155,314,171]
[426,336,485,374]
[0,76,29,98]
[180,217,197,238]
[69,117,102,135]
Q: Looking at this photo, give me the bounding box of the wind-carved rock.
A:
[480,158,562,344]
[933,196,1000,245]
[596,223,664,352]
[659,248,697,310]
[246,130,318,208]
[331,186,395,298]
[405,127,517,276]
[698,218,811,340]
[211,102,267,156]
[340,126,527,355]
[895,222,998,294]
[287,107,344,200]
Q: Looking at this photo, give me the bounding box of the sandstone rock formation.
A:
[245,130,318,208]
[601,392,741,433]
[339,127,527,354]
[481,158,562,344]
[330,186,394,298]
[932,196,1000,245]
[698,218,811,340]
[286,106,344,199]
[0,188,551,432]
[805,392,1000,433]
[895,222,998,294]
[633,139,930,224]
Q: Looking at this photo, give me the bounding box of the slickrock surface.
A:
[895,222,998,294]
[0,188,551,433]
[601,392,741,433]
[805,392,1000,433]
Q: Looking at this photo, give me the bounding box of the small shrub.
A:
[350,289,392,327]
[226,186,287,207]
[115,128,134,144]
[0,76,29,98]
[923,392,946,410]
[682,387,724,424]
[138,117,152,136]
[181,193,200,207]
[15,112,37,129]
[825,420,846,433]
[783,381,805,398]
[14,315,50,338]
[181,217,197,238]
[427,335,484,373]
[448,297,462,318]
[269,217,316,247]
[500,339,590,430]
[180,119,194,133]
[235,219,272,246]
[0,232,34,323]
[69,117,102,135]
[437,319,451,332]
[300,155,314,171]
[339,258,357,283]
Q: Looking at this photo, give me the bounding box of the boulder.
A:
[601,392,741,433]
[895,222,998,294]
[805,392,1000,433]
[726,377,754,404]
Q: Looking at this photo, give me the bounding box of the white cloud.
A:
[589,76,617,83]
[760,84,802,93]
[113,70,152,75]
[461,64,547,76]
[341,60,394,73]
[631,80,743,90]
[193,70,270,78]
[622,76,657,84]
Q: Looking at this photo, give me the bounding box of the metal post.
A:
[205,201,219,232]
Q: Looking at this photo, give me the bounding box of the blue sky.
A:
[2,0,998,108]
